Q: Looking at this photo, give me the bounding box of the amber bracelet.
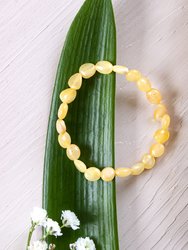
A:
[56,61,170,182]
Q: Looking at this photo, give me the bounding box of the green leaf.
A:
[43,0,118,249]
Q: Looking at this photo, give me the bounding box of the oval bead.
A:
[146,89,162,104]
[68,73,82,90]
[56,119,66,134]
[58,103,68,119]
[79,63,96,79]
[96,61,113,74]
[84,167,101,181]
[161,114,170,129]
[66,144,81,160]
[154,129,170,144]
[113,65,129,74]
[60,88,77,104]
[74,160,87,173]
[142,154,155,169]
[150,143,165,157]
[154,104,167,121]
[126,70,142,82]
[131,163,145,175]
[58,132,71,148]
[115,168,132,177]
[101,167,115,182]
[137,77,151,92]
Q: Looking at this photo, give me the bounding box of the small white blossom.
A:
[61,210,80,230]
[69,237,96,250]
[30,207,47,225]
[28,241,48,250]
[44,218,62,237]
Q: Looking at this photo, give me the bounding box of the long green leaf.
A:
[43,0,118,249]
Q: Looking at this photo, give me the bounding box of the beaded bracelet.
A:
[56,61,170,182]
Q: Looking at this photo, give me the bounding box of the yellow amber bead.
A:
[154,104,167,121]
[137,77,151,92]
[150,143,165,157]
[79,63,96,79]
[113,65,129,74]
[101,167,115,182]
[58,103,68,119]
[84,167,101,181]
[131,163,145,175]
[146,89,162,104]
[115,168,132,177]
[96,61,113,74]
[56,119,66,134]
[154,129,170,144]
[161,114,170,129]
[68,73,82,90]
[66,144,81,160]
[142,154,155,169]
[60,88,77,104]
[74,160,87,173]
[58,132,71,148]
[126,70,142,82]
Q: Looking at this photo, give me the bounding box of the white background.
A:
[0,0,188,249]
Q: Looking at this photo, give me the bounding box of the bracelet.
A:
[56,61,170,182]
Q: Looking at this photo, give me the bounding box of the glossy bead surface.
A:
[96,61,113,74]
[113,65,129,74]
[58,132,71,148]
[60,88,77,104]
[146,89,162,104]
[101,167,115,182]
[79,63,96,79]
[142,154,155,169]
[154,129,170,144]
[56,119,66,134]
[150,143,165,157]
[137,77,151,92]
[126,70,142,82]
[74,160,87,173]
[68,73,82,90]
[84,167,101,181]
[161,114,170,129]
[115,168,132,177]
[58,103,68,119]
[66,144,81,160]
[154,104,167,120]
[131,163,145,175]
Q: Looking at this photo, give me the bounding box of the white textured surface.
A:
[0,1,188,249]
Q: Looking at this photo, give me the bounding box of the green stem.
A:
[26,224,35,249]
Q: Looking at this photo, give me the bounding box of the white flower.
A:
[44,218,62,237]
[61,210,80,230]
[28,241,48,250]
[69,237,96,250]
[30,207,47,225]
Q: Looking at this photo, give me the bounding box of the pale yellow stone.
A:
[58,103,68,119]
[161,114,170,129]
[68,73,82,90]
[60,88,77,104]
[79,63,96,79]
[96,61,113,74]
[101,167,115,182]
[142,154,155,169]
[137,77,151,92]
[66,144,81,160]
[146,89,162,104]
[154,104,167,121]
[131,163,145,175]
[74,160,87,173]
[56,119,66,134]
[113,65,129,74]
[115,168,132,177]
[150,143,165,157]
[154,129,170,144]
[58,132,71,148]
[126,70,142,82]
[84,167,101,181]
